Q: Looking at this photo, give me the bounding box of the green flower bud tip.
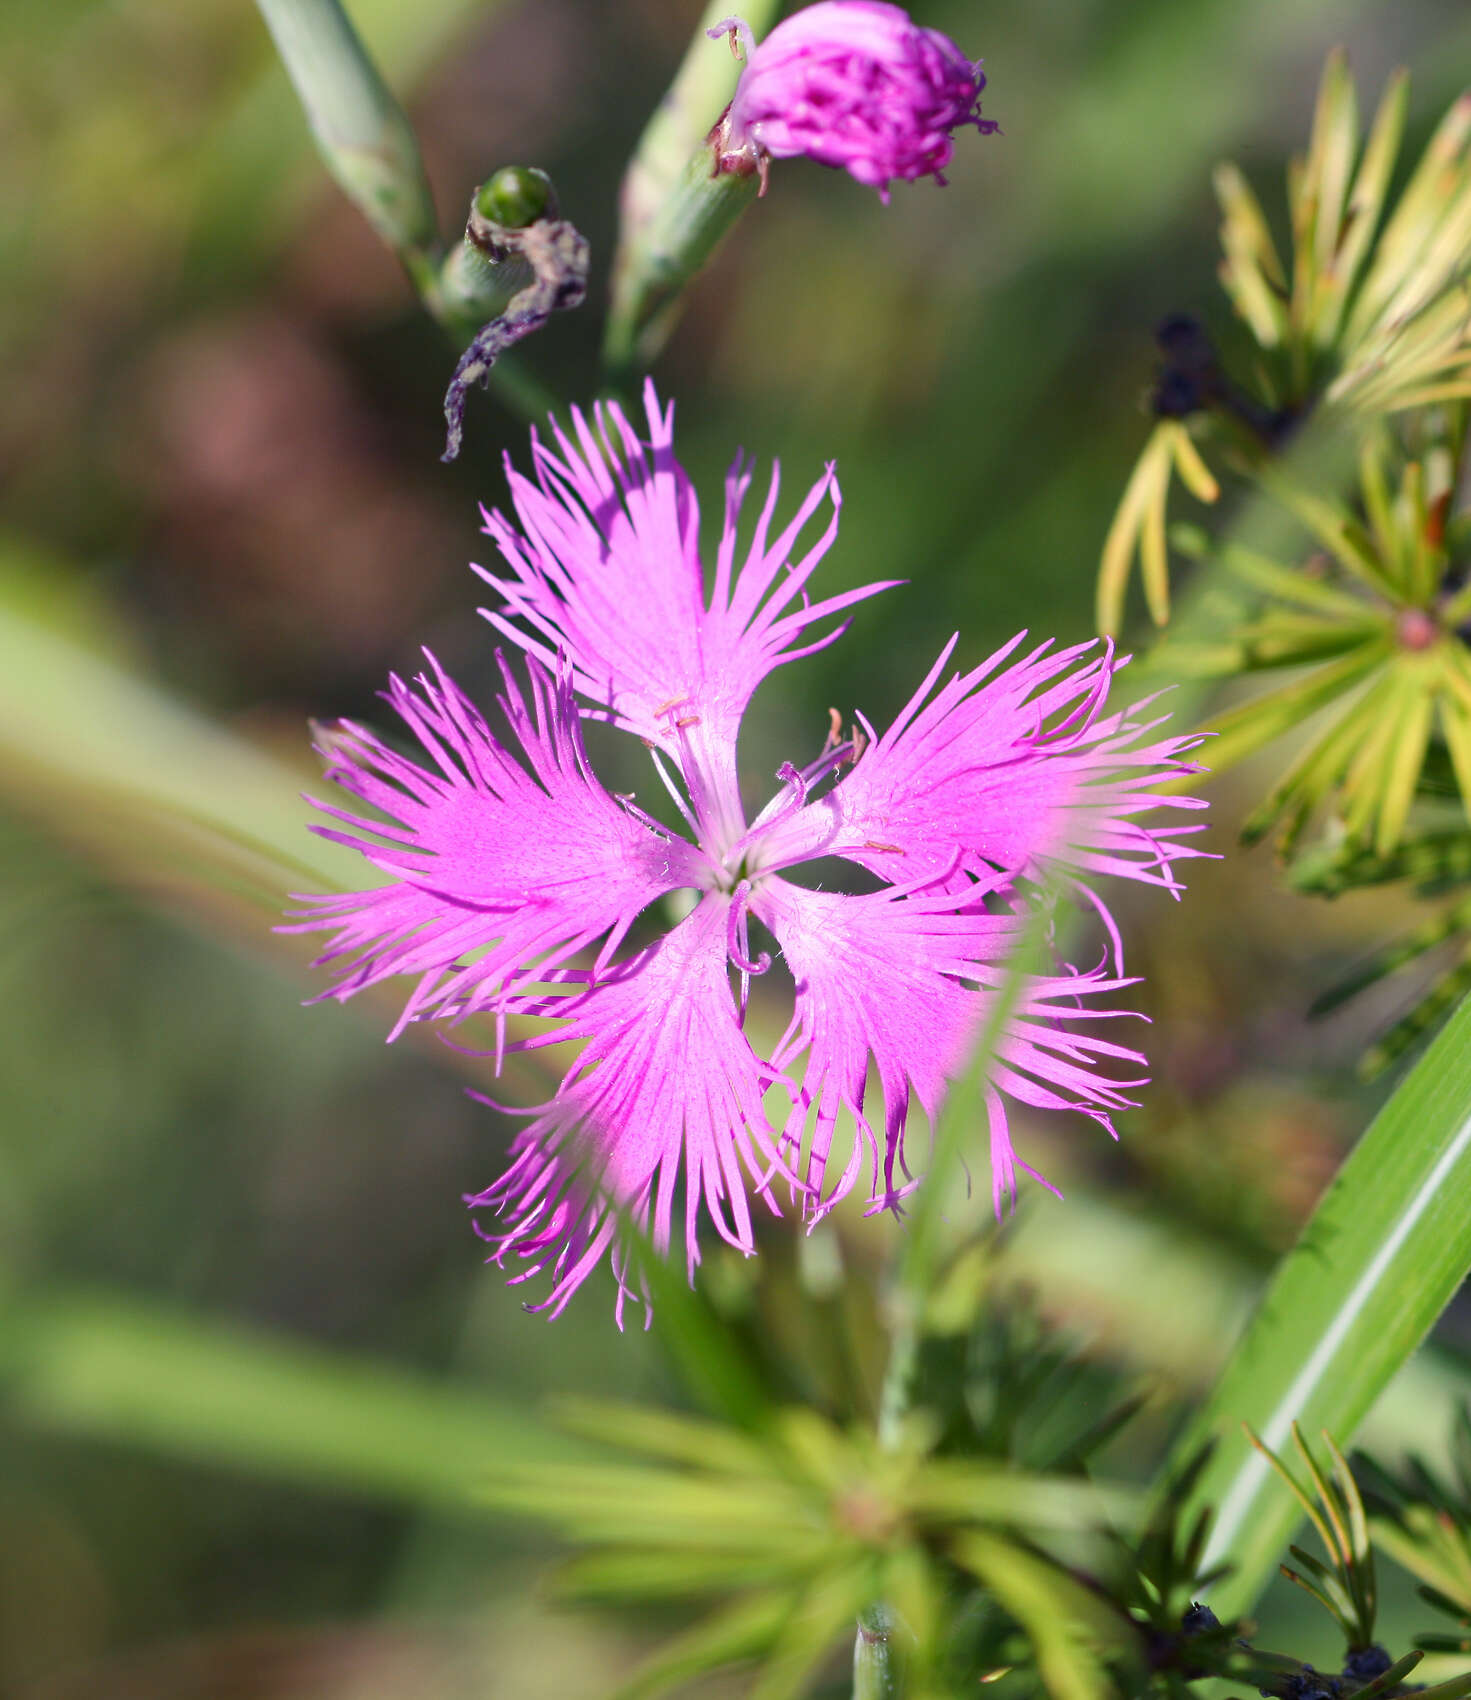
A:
[476,167,555,229]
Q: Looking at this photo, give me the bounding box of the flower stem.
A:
[603,0,781,381]
[853,1603,901,1700]
[849,1332,918,1699]
[604,154,760,382]
[255,0,558,425]
[851,908,1056,1698]
[255,0,438,263]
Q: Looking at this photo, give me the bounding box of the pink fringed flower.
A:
[711,2,996,199]
[287,382,1206,1321]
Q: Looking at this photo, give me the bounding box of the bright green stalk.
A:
[254,0,438,279]
[852,1604,900,1700]
[1164,987,1471,1618]
[604,153,761,382]
[604,0,783,380]
[851,909,1055,1697]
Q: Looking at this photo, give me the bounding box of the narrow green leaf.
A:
[1199,640,1387,778]
[554,1546,803,1601]
[1301,49,1358,330]
[1322,69,1409,344]
[953,1531,1132,1700]
[1098,425,1176,635]
[1347,91,1471,346]
[1280,1560,1352,1627]
[1258,471,1401,601]
[1161,988,1471,1618]
[606,1590,791,1700]
[0,1286,597,1511]
[549,1398,769,1476]
[1238,613,1385,670]
[1377,683,1435,852]
[1167,421,1221,503]
[1221,543,1379,618]
[907,1461,1141,1532]
[1354,1651,1425,1700]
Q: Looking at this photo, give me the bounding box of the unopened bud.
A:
[476,167,556,230]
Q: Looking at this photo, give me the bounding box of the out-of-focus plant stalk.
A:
[255,0,439,293]
[255,0,560,423]
[853,1603,900,1700]
[603,0,782,381]
[850,911,1055,1698]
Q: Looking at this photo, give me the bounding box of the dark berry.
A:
[1341,1646,1393,1685]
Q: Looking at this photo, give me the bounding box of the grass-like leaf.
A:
[1155,986,1471,1618]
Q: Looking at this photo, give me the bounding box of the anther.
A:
[863,840,905,854]
[651,695,688,717]
[675,714,703,729]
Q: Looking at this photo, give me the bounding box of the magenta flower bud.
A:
[710,2,995,199]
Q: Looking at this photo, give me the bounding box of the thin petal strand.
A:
[466,898,794,1319]
[751,637,1209,926]
[754,876,1148,1219]
[283,652,702,1034]
[474,379,894,844]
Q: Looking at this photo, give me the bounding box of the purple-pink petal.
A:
[283,651,701,1035]
[751,636,1210,929]
[723,1,995,199]
[466,897,795,1321]
[474,380,893,847]
[753,875,1149,1220]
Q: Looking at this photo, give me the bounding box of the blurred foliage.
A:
[1358,1409,1471,1658]
[1097,49,1471,1076]
[8,0,1471,1696]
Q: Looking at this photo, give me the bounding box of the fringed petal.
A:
[464,897,796,1321]
[753,875,1149,1221]
[474,379,894,846]
[282,650,703,1036]
[751,635,1210,951]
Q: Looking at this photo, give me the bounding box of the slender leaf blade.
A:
[1166,989,1471,1617]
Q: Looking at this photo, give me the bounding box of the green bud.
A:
[476,167,555,230]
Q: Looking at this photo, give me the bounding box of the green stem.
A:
[254,0,438,263]
[256,0,555,426]
[849,911,1056,1698]
[603,0,782,380]
[604,158,760,382]
[876,1300,921,1455]
[853,1603,901,1700]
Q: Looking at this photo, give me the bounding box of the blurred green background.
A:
[6,0,1471,1694]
